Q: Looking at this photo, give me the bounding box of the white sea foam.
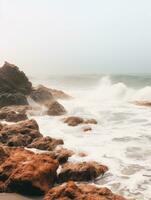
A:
[31,76,151,200]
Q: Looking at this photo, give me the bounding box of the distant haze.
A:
[0,0,151,75]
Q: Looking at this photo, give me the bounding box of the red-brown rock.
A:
[0,119,42,147]
[46,101,66,116]
[44,181,127,200]
[0,146,59,195]
[54,148,74,164]
[28,136,64,151]
[133,101,151,107]
[58,161,108,183]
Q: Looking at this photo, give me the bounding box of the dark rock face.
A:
[0,146,59,195]
[0,62,32,107]
[0,119,42,147]
[44,181,127,200]
[58,161,108,183]
[0,62,32,95]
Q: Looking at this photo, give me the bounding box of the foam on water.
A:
[32,76,151,200]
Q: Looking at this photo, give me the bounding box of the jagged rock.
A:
[28,136,64,151]
[0,62,32,107]
[0,146,59,195]
[30,85,66,116]
[54,148,74,164]
[0,119,42,147]
[44,181,127,200]
[58,161,108,183]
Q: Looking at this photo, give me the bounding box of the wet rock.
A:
[49,88,71,100]
[84,118,97,124]
[83,127,92,132]
[63,116,97,127]
[28,136,64,151]
[44,181,127,200]
[133,101,151,107]
[54,148,74,164]
[0,93,28,107]
[46,101,66,116]
[30,85,66,116]
[0,110,27,122]
[78,152,87,157]
[0,146,59,195]
[30,85,55,105]
[63,116,84,126]
[0,62,32,107]
[58,161,108,183]
[0,119,42,147]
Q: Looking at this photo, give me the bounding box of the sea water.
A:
[31,74,151,200]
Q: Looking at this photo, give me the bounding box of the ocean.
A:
[30,74,151,200]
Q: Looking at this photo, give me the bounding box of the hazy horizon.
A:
[1,0,151,75]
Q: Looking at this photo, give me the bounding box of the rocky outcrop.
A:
[44,181,127,200]
[0,62,32,107]
[28,136,64,151]
[54,148,74,164]
[0,119,42,147]
[49,88,71,100]
[0,105,31,122]
[63,116,97,126]
[0,146,59,195]
[30,85,66,116]
[58,161,108,183]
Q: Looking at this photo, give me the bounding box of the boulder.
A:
[30,85,66,116]
[58,161,108,183]
[0,62,32,95]
[0,62,32,107]
[0,146,59,195]
[28,136,64,151]
[46,101,66,116]
[63,116,97,127]
[44,181,127,200]
[0,119,42,147]
[54,148,74,164]
[63,116,84,126]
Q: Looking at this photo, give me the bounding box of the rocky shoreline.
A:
[0,62,129,199]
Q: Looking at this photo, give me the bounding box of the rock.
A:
[83,127,92,132]
[63,116,97,127]
[58,161,108,183]
[49,88,71,100]
[133,101,151,107]
[0,110,27,122]
[0,146,59,195]
[30,85,66,116]
[63,116,84,126]
[84,119,97,124]
[78,152,87,157]
[0,119,42,147]
[54,148,74,164]
[30,85,55,105]
[0,93,28,107]
[28,136,64,151]
[44,181,127,200]
[0,62,32,107]
[46,101,66,116]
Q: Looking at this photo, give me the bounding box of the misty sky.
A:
[0,0,151,75]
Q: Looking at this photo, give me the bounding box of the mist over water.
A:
[31,74,151,200]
